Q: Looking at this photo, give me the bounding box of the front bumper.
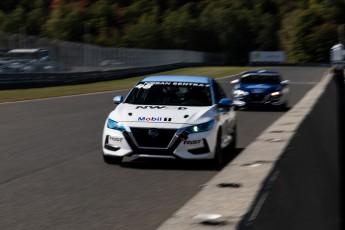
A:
[102,126,218,160]
[233,93,285,108]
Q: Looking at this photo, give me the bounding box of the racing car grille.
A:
[248,93,266,102]
[130,128,177,148]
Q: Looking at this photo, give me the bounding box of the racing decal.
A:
[183,139,204,149]
[136,106,165,109]
[251,89,265,93]
[183,140,202,145]
[135,82,210,88]
[135,83,154,89]
[109,136,123,142]
[246,85,270,89]
[171,82,210,87]
[108,136,123,146]
[138,117,172,122]
[135,106,187,110]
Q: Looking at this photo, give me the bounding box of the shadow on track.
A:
[117,148,245,171]
[239,106,291,112]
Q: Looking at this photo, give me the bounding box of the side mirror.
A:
[230,79,240,84]
[218,98,233,108]
[113,95,124,104]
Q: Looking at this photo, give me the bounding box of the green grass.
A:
[0,66,259,103]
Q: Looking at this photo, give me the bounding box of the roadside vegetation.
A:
[0,0,344,64]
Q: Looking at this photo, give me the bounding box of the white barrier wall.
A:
[0,32,206,71]
[249,51,286,63]
[330,43,345,64]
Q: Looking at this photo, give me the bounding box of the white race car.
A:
[102,75,237,166]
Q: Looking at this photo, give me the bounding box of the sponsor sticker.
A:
[252,89,265,93]
[138,117,172,122]
[135,82,210,88]
[135,83,154,89]
[246,85,270,89]
[108,136,123,146]
[183,139,204,149]
[135,106,187,110]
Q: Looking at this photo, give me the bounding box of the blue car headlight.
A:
[107,118,126,131]
[270,91,281,97]
[184,120,215,134]
[233,90,249,97]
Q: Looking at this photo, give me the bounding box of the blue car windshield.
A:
[240,74,281,84]
[125,82,212,106]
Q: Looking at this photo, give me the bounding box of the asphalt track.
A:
[0,67,328,230]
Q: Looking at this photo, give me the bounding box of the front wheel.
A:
[280,101,289,111]
[229,125,237,152]
[210,132,224,168]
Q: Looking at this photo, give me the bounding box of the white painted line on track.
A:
[0,75,319,105]
[0,88,131,105]
[289,82,318,85]
[0,75,239,105]
[217,74,239,80]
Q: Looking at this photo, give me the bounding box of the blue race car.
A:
[230,70,289,110]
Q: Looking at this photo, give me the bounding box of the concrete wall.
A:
[157,71,341,230]
[240,76,340,230]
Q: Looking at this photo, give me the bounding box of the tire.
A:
[223,125,237,161]
[211,131,224,168]
[229,124,237,152]
[103,155,123,164]
[280,101,289,111]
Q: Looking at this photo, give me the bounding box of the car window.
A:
[125,82,212,106]
[240,74,281,84]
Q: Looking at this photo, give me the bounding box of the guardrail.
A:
[0,63,187,89]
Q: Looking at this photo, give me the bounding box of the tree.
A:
[87,0,119,46]
[161,3,200,50]
[291,3,339,62]
[43,5,87,42]
[26,1,51,36]
[119,11,163,48]
[0,0,345,65]
[0,6,26,33]
[0,0,20,13]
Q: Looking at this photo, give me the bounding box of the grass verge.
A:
[0,66,258,103]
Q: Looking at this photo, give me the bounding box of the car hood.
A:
[238,84,283,94]
[108,103,216,127]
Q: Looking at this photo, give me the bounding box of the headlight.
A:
[184,120,215,134]
[233,90,249,97]
[270,91,280,96]
[107,118,126,131]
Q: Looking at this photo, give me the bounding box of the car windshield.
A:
[125,81,212,106]
[240,74,281,84]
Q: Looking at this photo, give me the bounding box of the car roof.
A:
[141,75,211,84]
[241,69,280,76]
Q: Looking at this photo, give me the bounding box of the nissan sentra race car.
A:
[231,70,289,110]
[102,75,237,166]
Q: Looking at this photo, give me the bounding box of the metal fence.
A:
[0,32,213,73]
